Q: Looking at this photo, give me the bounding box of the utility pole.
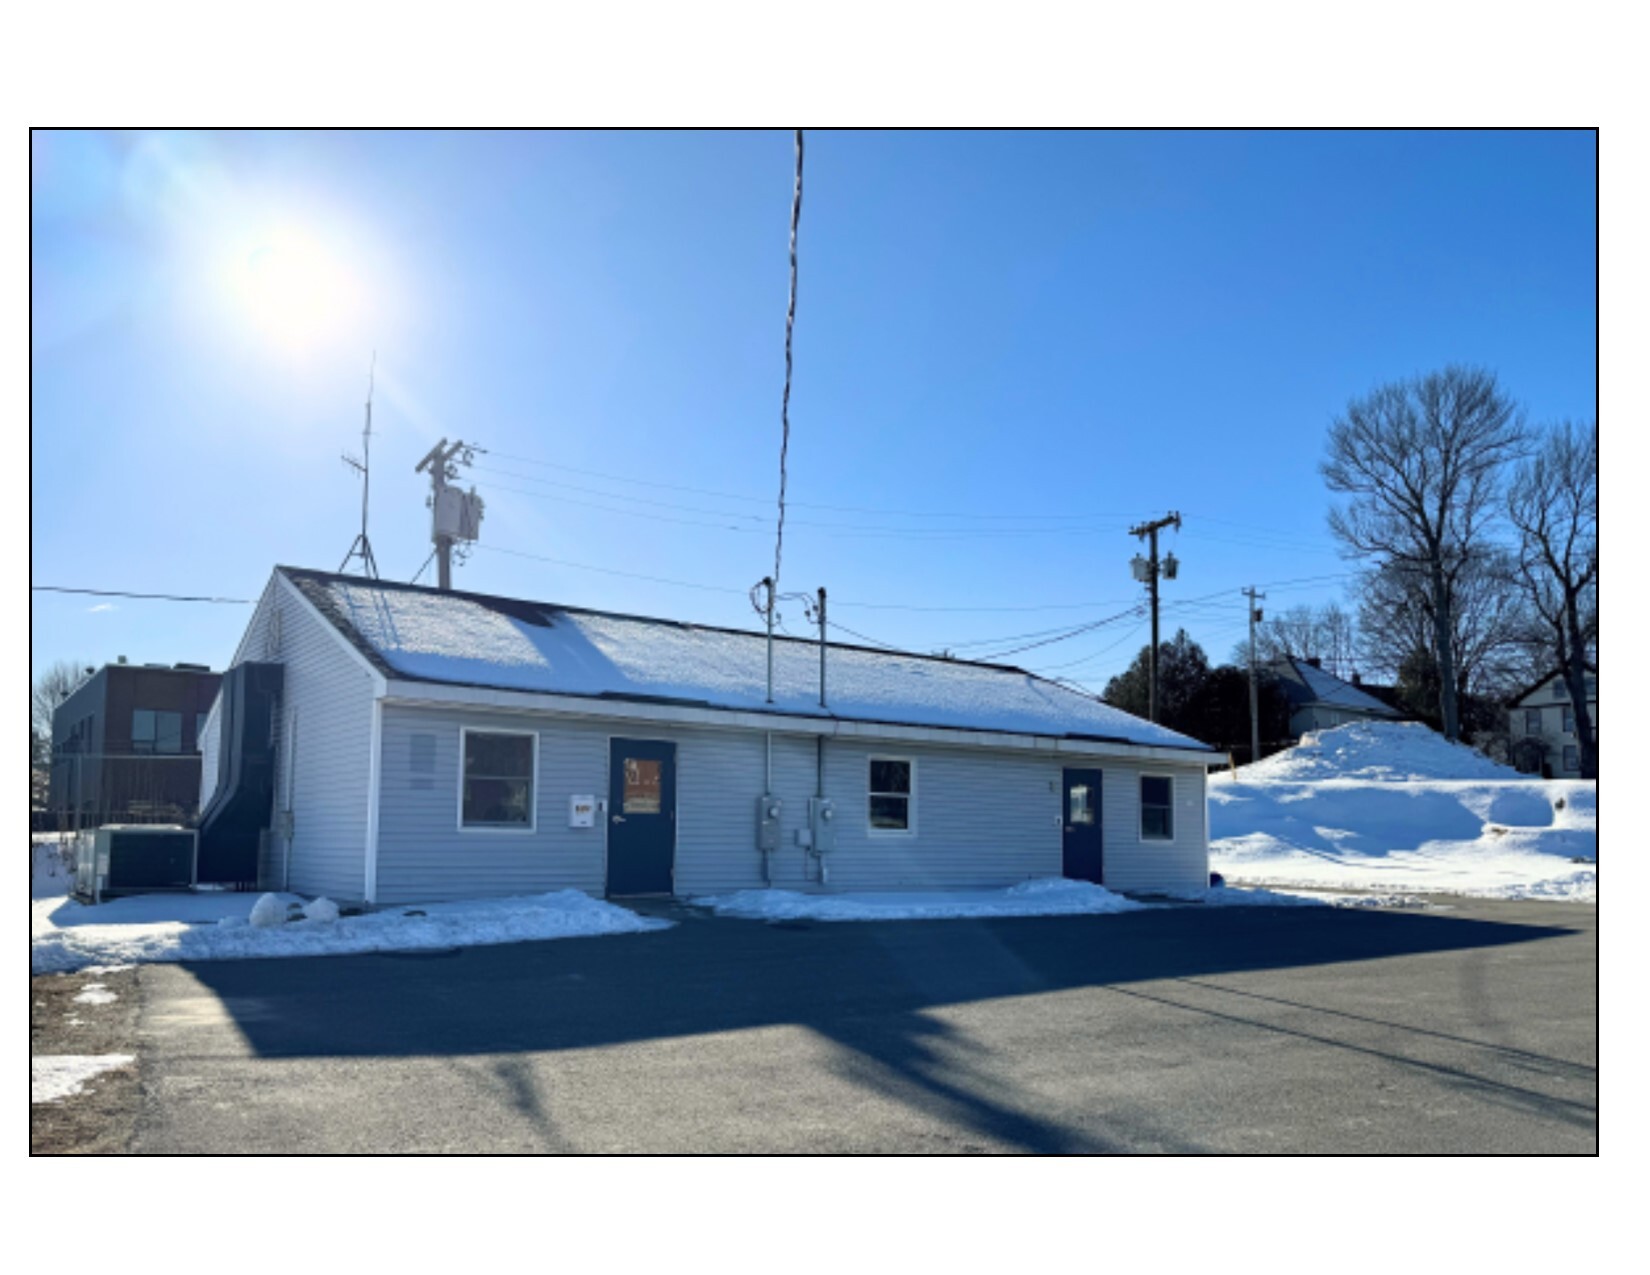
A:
[1128,512,1182,724]
[1244,586,1266,765]
[339,355,381,578]
[415,438,469,590]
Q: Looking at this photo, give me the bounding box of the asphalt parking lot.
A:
[71,897,1597,1154]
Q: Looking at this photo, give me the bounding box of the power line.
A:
[33,586,253,604]
[774,127,803,593]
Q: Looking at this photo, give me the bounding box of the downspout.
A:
[762,730,773,886]
[816,587,828,885]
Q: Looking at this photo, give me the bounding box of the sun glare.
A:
[230,225,364,351]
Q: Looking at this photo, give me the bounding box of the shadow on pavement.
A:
[169,905,1587,1153]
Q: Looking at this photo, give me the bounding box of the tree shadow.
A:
[175,906,1587,1152]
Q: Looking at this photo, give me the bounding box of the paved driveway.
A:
[130,899,1596,1153]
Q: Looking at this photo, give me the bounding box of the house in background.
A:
[1509,669,1598,777]
[49,661,222,826]
[1264,654,1406,738]
[198,566,1216,907]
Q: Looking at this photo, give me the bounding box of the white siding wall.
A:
[224,575,376,902]
[373,704,1210,903]
[198,697,222,810]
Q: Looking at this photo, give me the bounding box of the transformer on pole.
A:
[1127,512,1182,724]
[414,438,484,590]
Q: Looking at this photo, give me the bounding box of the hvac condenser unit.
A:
[75,825,198,903]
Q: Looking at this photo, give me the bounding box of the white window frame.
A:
[867,754,917,837]
[1139,772,1175,842]
[457,725,539,834]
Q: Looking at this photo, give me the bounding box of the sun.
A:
[230,224,364,351]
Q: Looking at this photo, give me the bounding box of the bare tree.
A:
[1234,602,1358,680]
[1322,366,1526,740]
[1355,552,1535,699]
[1507,421,1597,778]
[31,660,87,815]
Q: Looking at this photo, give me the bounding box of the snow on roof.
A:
[285,569,1211,751]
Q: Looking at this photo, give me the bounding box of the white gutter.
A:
[379,679,1214,766]
[363,697,384,906]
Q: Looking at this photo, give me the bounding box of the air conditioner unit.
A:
[75,825,198,904]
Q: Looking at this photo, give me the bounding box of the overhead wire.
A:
[33,586,253,604]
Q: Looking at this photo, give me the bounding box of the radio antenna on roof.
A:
[339,352,381,579]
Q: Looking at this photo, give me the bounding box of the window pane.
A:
[1142,806,1173,840]
[196,713,208,745]
[154,711,183,754]
[1141,775,1172,808]
[623,758,662,814]
[1525,710,1542,734]
[870,795,909,830]
[1069,784,1094,825]
[870,759,911,795]
[133,709,156,753]
[463,777,531,825]
[1562,708,1575,734]
[465,732,532,778]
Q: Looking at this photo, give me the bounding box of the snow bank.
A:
[248,893,288,928]
[304,897,340,923]
[32,889,671,974]
[1223,720,1518,783]
[73,984,118,1005]
[695,879,1146,922]
[32,837,78,900]
[1210,722,1596,900]
[32,1054,134,1104]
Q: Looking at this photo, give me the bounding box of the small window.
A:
[132,709,183,755]
[1562,706,1576,735]
[869,757,913,832]
[1553,681,1567,700]
[195,713,208,748]
[1563,745,1579,772]
[622,758,662,814]
[1524,709,1543,736]
[1069,784,1095,825]
[1140,775,1174,841]
[460,729,535,829]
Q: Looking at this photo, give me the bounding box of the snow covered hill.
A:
[1209,722,1596,900]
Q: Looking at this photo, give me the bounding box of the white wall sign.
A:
[569,795,597,828]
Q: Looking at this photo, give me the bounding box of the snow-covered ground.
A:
[31,836,77,899]
[1210,721,1597,901]
[32,1054,134,1104]
[32,885,671,974]
[696,879,1147,921]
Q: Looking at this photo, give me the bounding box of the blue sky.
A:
[31,129,1596,692]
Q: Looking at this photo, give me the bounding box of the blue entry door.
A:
[1061,768,1104,883]
[607,739,676,895]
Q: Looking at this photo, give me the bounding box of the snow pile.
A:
[32,837,78,899]
[304,897,340,923]
[248,893,288,928]
[316,575,1209,751]
[695,878,1147,922]
[1210,722,1596,900]
[32,889,671,974]
[73,984,118,1005]
[32,1054,134,1104]
[1233,720,1517,782]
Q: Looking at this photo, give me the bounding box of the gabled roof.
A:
[278,567,1213,752]
[1509,665,1599,707]
[1265,655,1404,718]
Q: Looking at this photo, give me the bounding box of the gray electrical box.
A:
[757,795,783,852]
[808,797,837,854]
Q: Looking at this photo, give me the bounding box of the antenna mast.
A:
[339,353,381,578]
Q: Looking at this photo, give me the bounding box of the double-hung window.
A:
[459,728,536,830]
[1140,774,1174,841]
[1524,708,1543,736]
[1563,745,1580,773]
[869,757,914,833]
[1562,706,1576,735]
[132,709,183,755]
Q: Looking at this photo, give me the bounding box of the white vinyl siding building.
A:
[1510,671,1598,777]
[206,568,1216,907]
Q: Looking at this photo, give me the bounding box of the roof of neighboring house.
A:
[1509,665,1599,708]
[277,567,1214,753]
[1264,655,1405,719]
